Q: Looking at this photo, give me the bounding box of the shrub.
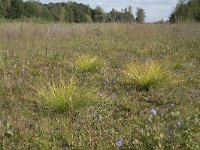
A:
[75,55,104,72]
[124,60,171,90]
[29,79,97,113]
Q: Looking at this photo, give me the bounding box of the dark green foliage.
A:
[0,0,4,18]
[91,6,104,22]
[23,1,39,18]
[23,1,54,21]
[107,6,134,23]
[38,4,54,21]
[109,9,119,22]
[71,4,85,22]
[1,1,138,23]
[170,0,200,23]
[48,3,65,22]
[63,5,74,22]
[122,6,135,22]
[6,0,23,19]
[136,7,145,23]
[0,0,10,18]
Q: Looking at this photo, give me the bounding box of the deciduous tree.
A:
[136,7,145,23]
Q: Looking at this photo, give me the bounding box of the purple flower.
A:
[150,109,157,115]
[116,137,123,147]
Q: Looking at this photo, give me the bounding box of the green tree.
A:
[84,14,92,22]
[0,0,148,23]
[122,6,134,22]
[190,0,200,21]
[136,7,145,23]
[38,4,53,21]
[109,8,124,22]
[23,1,39,18]
[170,0,200,23]
[48,3,65,22]
[127,6,135,22]
[0,0,4,18]
[110,8,117,22]
[69,2,92,23]
[72,7,84,22]
[6,0,23,19]
[63,5,74,22]
[107,8,124,22]
[92,6,104,22]
[1,0,10,17]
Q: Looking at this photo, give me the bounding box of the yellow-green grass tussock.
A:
[124,60,171,90]
[28,79,98,113]
[75,55,105,72]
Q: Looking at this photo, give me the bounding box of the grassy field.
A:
[0,23,199,149]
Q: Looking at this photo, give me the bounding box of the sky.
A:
[40,0,179,22]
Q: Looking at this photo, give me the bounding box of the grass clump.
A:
[124,60,171,90]
[75,55,104,72]
[0,52,14,69]
[29,79,97,113]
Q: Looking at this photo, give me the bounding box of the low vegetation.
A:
[0,23,199,149]
[124,60,171,90]
[75,55,104,73]
[28,79,98,113]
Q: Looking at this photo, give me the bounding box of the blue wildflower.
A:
[116,137,123,147]
[150,109,157,115]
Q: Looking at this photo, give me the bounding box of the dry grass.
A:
[0,22,199,149]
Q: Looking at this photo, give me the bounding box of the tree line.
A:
[0,0,146,23]
[170,0,200,23]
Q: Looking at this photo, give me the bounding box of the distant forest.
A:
[0,0,200,23]
[0,0,146,23]
[170,0,200,23]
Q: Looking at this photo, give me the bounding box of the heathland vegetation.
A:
[0,0,199,149]
[0,22,199,150]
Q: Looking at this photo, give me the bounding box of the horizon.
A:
[39,0,179,22]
